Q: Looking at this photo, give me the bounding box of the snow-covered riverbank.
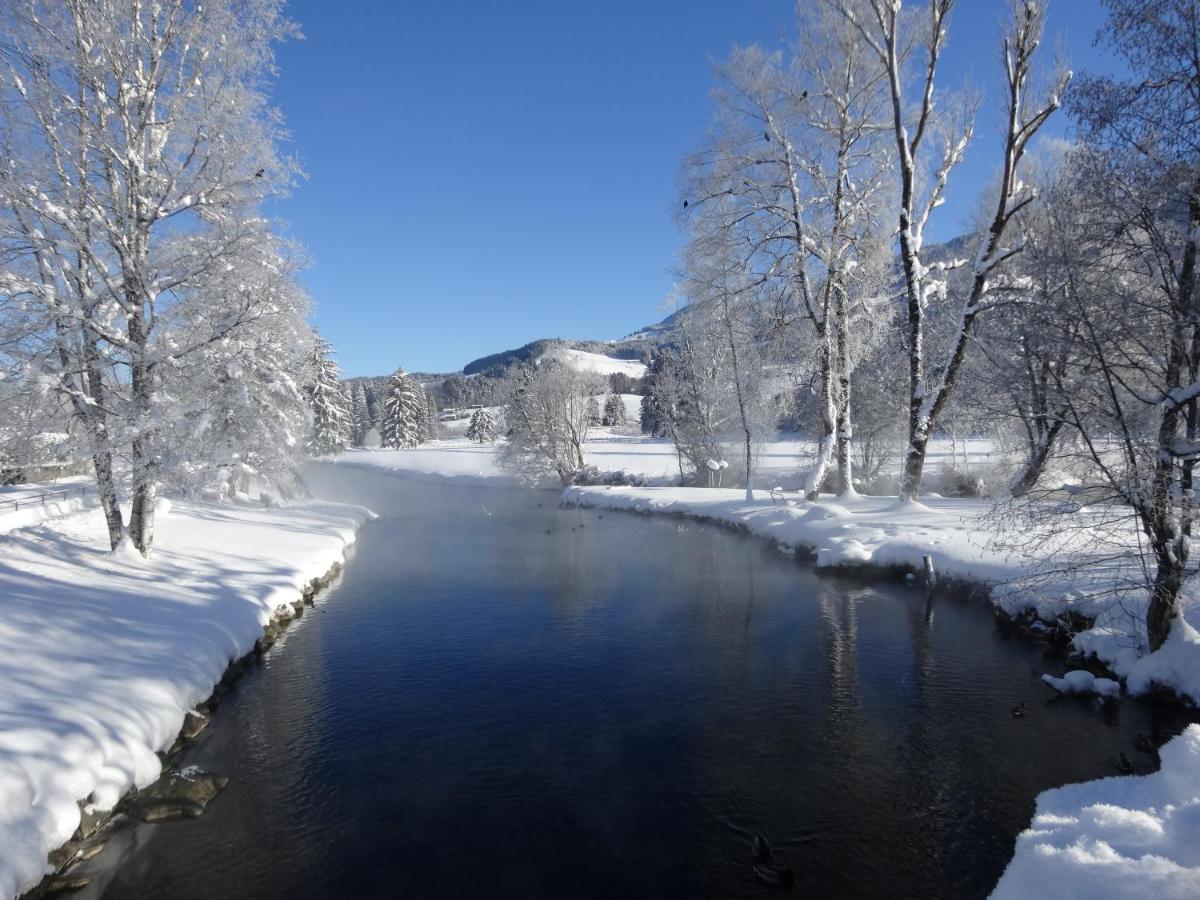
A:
[560,484,1200,704]
[992,724,1200,899]
[0,496,371,899]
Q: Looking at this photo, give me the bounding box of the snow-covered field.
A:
[538,347,647,378]
[0,477,96,536]
[0,496,371,899]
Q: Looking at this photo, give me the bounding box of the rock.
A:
[76,841,105,862]
[42,873,91,895]
[180,709,209,740]
[75,804,108,840]
[125,767,229,823]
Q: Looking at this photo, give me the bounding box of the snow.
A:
[0,497,371,899]
[0,477,95,535]
[991,725,1200,899]
[334,442,515,486]
[538,348,647,379]
[1041,670,1122,698]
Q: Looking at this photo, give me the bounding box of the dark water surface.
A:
[83,465,1191,899]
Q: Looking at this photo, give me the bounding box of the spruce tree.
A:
[602,394,626,427]
[467,408,498,444]
[382,369,426,448]
[423,390,439,441]
[348,381,368,446]
[586,396,601,427]
[305,333,351,455]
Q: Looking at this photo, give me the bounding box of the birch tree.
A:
[0,0,298,553]
[685,5,891,498]
[837,0,1069,499]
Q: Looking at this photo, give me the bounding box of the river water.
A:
[82,464,1191,898]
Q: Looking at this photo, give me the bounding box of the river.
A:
[79,464,1191,898]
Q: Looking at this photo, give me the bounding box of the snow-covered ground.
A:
[992,724,1200,899]
[537,347,647,378]
[0,476,96,535]
[0,496,371,899]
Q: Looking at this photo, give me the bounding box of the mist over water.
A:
[84,465,1188,899]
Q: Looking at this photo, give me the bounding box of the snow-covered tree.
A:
[467,408,498,444]
[0,0,300,553]
[683,3,893,498]
[422,390,439,442]
[305,332,350,456]
[500,361,602,484]
[836,0,1069,499]
[586,396,602,427]
[156,249,313,501]
[348,381,369,447]
[382,369,426,449]
[602,395,627,428]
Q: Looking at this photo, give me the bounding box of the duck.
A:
[751,833,773,863]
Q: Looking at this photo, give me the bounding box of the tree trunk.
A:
[834,273,853,496]
[806,317,835,501]
[127,308,158,556]
[1009,418,1064,497]
[1148,542,1184,651]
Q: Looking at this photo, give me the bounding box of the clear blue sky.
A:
[272,0,1114,377]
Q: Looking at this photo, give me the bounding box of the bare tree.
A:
[1052,0,1200,651]
[500,361,603,485]
[837,0,1069,499]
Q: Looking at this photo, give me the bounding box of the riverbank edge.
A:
[11,507,373,900]
[560,486,1200,898]
[560,486,1192,707]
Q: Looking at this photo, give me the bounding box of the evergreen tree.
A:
[586,396,601,427]
[423,390,439,441]
[640,354,672,437]
[602,394,626,427]
[382,369,426,448]
[305,333,351,455]
[467,408,498,444]
[348,381,368,446]
[363,383,381,438]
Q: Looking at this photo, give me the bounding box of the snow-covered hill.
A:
[539,348,647,378]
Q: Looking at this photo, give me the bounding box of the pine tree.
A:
[306,333,351,455]
[586,396,601,426]
[467,408,498,444]
[602,394,626,427]
[382,369,426,448]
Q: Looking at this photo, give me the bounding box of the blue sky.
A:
[272,0,1115,376]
